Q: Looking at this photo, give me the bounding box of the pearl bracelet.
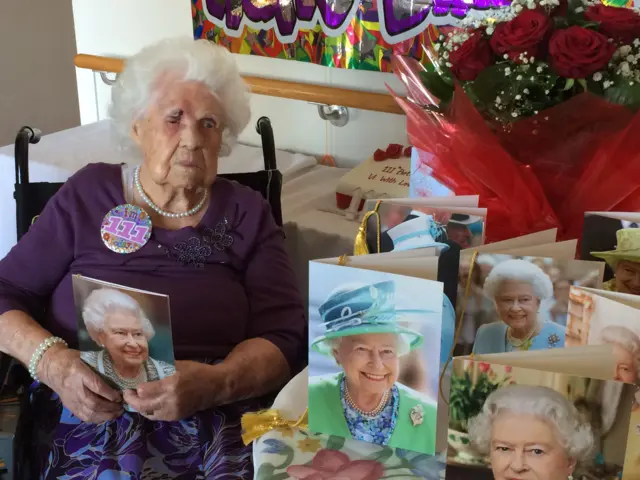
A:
[28,336,67,382]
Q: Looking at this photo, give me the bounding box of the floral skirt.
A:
[28,385,263,479]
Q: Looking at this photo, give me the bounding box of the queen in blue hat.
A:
[308,280,438,455]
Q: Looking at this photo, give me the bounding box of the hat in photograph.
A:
[386,211,450,252]
[311,280,428,355]
[448,213,481,226]
[591,228,640,269]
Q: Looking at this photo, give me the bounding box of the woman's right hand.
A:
[38,346,124,423]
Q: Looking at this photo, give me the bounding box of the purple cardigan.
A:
[0,163,306,368]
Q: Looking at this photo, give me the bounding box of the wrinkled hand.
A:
[39,346,124,423]
[123,360,223,422]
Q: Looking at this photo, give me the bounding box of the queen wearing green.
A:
[308,281,438,455]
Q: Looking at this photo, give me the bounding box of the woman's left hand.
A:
[123,360,225,421]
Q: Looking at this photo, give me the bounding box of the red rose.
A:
[386,143,403,159]
[373,148,387,162]
[403,146,412,157]
[490,9,553,62]
[478,362,491,373]
[584,4,640,44]
[548,26,616,78]
[449,32,494,81]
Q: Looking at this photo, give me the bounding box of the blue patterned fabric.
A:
[339,376,399,446]
[29,381,264,479]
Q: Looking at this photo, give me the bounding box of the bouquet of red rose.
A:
[388,0,640,243]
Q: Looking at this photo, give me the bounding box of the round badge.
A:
[101,204,152,254]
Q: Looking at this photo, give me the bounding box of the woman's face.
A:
[490,412,576,480]
[132,76,224,190]
[494,280,540,331]
[97,310,149,368]
[611,343,638,383]
[615,260,640,296]
[333,333,400,396]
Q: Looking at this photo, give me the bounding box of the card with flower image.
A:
[72,274,176,396]
[446,349,637,480]
[456,252,605,356]
[307,261,444,456]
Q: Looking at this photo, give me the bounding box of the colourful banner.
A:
[192,0,508,71]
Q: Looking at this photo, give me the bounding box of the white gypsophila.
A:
[459,0,559,30]
[607,42,640,85]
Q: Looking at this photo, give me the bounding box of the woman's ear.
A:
[95,330,106,348]
[130,122,143,147]
[331,349,341,366]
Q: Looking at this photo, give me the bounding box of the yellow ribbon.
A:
[241,408,309,445]
[353,200,382,256]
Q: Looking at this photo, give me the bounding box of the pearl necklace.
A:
[506,325,538,348]
[134,166,208,218]
[345,384,389,417]
[114,366,147,390]
[103,351,148,389]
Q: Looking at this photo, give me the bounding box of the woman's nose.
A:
[508,299,522,310]
[181,123,205,150]
[509,451,528,472]
[368,352,384,368]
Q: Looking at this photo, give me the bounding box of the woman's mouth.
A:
[361,372,387,382]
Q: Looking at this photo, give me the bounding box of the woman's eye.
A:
[531,449,544,455]
[495,446,510,452]
[203,118,217,129]
[167,117,180,124]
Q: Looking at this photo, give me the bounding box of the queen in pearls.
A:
[308,281,438,455]
[467,385,594,480]
[472,259,566,354]
[80,288,175,391]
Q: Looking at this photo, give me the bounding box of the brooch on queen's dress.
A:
[547,333,561,348]
[165,217,235,268]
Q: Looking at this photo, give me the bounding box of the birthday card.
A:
[72,275,175,395]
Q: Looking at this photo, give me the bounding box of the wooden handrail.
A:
[74,54,405,115]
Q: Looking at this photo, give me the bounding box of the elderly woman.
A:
[0,38,305,478]
[596,325,640,384]
[472,259,566,354]
[79,288,175,391]
[308,281,438,455]
[592,228,640,296]
[467,384,595,480]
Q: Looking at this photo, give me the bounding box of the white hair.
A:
[598,325,640,372]
[467,385,594,462]
[483,259,554,301]
[82,288,155,339]
[109,37,251,157]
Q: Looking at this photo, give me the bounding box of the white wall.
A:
[0,0,80,146]
[71,0,408,166]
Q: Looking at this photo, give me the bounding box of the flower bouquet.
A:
[389,0,640,243]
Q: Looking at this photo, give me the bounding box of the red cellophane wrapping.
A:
[389,55,640,243]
